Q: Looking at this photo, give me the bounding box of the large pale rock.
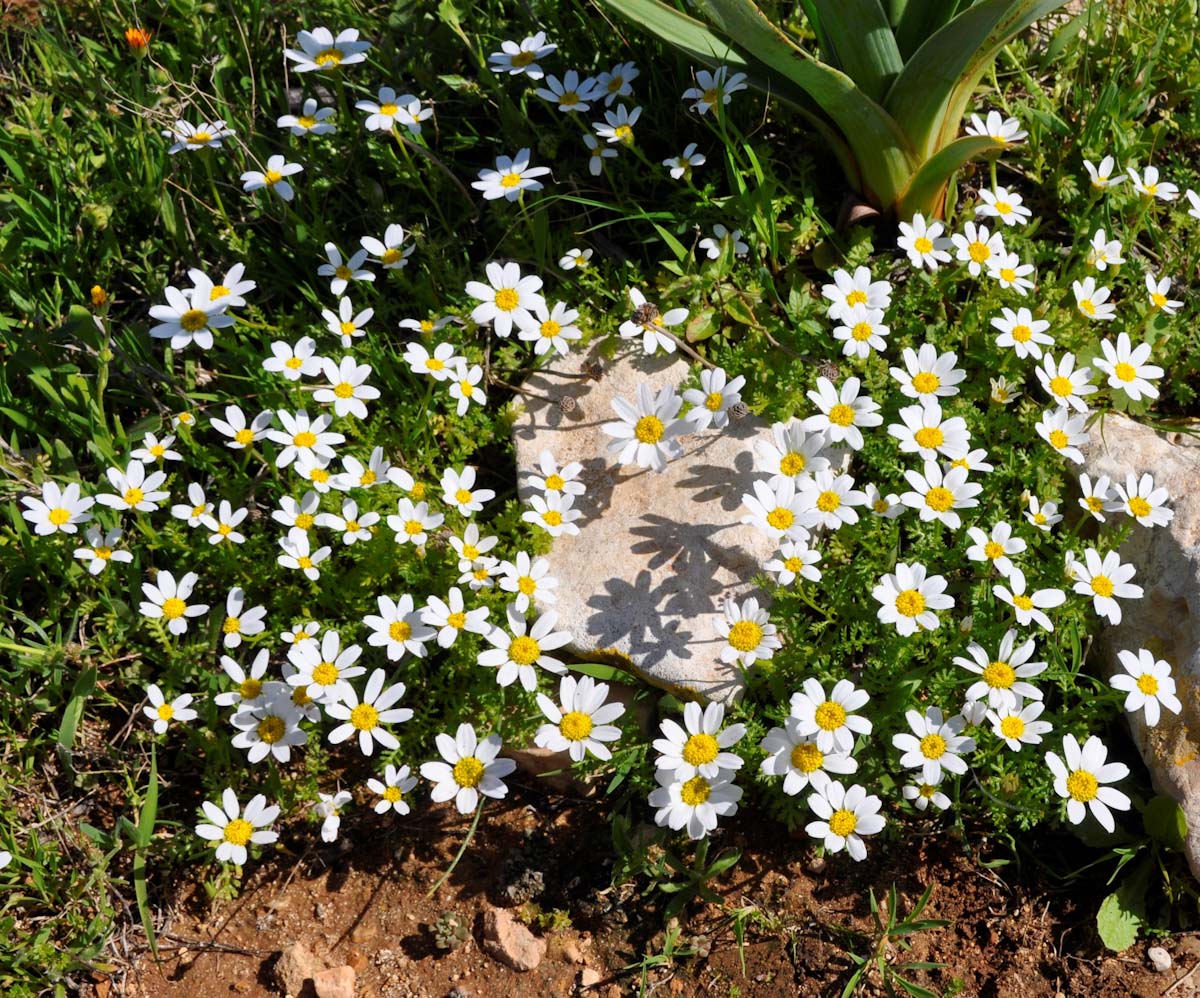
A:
[478,907,546,971]
[1081,415,1200,875]
[513,342,780,704]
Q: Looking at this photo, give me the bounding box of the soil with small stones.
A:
[74,781,1200,998]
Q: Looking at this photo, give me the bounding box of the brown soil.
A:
[93,785,1193,998]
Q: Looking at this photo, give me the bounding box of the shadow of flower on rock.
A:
[584,569,693,666]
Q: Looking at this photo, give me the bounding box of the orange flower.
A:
[125,27,152,50]
[90,285,108,306]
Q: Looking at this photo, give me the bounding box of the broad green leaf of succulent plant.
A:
[598,0,1070,219]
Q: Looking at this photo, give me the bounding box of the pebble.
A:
[1148,945,1172,972]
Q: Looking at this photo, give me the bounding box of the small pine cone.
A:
[729,401,749,420]
[817,360,841,382]
[558,395,577,414]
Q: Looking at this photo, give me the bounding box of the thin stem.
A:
[425,798,485,899]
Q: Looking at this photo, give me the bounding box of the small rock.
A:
[579,967,602,988]
[563,941,585,965]
[312,965,356,998]
[274,942,322,997]
[1148,946,1172,972]
[478,908,547,972]
[446,988,471,998]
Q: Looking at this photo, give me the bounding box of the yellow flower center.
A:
[474,568,490,580]
[179,308,208,332]
[360,470,377,486]
[784,556,804,574]
[223,616,241,634]
[292,687,313,707]
[232,427,255,446]
[1114,362,1137,382]
[494,288,520,312]
[345,520,359,532]
[925,487,955,513]
[187,132,213,145]
[499,172,522,188]
[124,486,146,506]
[517,576,537,596]
[379,102,399,116]
[335,264,352,280]
[814,701,847,731]
[682,732,719,766]
[458,381,473,397]
[634,415,664,443]
[1090,574,1114,597]
[1152,292,1167,308]
[308,467,330,484]
[293,431,317,448]
[311,661,339,686]
[455,489,473,505]
[845,290,867,307]
[294,512,314,530]
[339,321,358,338]
[405,520,423,536]
[544,474,565,491]
[851,322,873,342]
[968,241,990,263]
[298,115,316,128]
[512,50,536,67]
[1033,512,1047,525]
[728,620,763,652]
[827,403,855,427]
[383,786,403,802]
[1000,715,1025,740]
[704,391,724,412]
[411,483,427,499]
[1013,594,1034,610]
[767,507,795,530]
[265,169,283,185]
[538,319,562,339]
[542,510,563,526]
[285,356,304,370]
[461,543,479,559]
[1079,299,1096,316]
[331,380,358,399]
[982,661,1015,689]
[999,268,1017,283]
[914,426,944,450]
[816,491,841,513]
[913,236,933,253]
[873,500,889,514]
[613,124,632,141]
[911,372,940,394]
[48,507,71,525]
[509,635,541,666]
[453,756,485,788]
[257,716,285,743]
[239,678,263,700]
[1137,673,1159,695]
[994,200,1012,215]
[920,733,947,759]
[1011,325,1032,343]
[828,809,857,837]
[222,817,253,846]
[984,541,1005,560]
[156,703,174,721]
[1128,497,1151,518]
[680,775,711,806]
[1066,769,1098,802]
[560,711,594,741]
[780,451,805,476]
[191,503,208,517]
[218,523,233,536]
[149,444,165,458]
[1144,183,1158,196]
[350,703,379,730]
[315,49,343,67]
[790,742,823,773]
[161,597,186,620]
[388,620,412,642]
[895,590,925,617]
[94,546,113,560]
[382,248,403,265]
[447,611,467,629]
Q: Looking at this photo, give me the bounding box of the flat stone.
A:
[312,965,356,998]
[513,342,781,704]
[478,907,546,971]
[1081,415,1200,876]
[273,941,322,997]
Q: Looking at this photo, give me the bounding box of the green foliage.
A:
[838,883,949,998]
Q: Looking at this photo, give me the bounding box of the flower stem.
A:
[425,797,485,899]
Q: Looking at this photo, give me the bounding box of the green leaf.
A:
[1096,891,1140,952]
[56,664,96,774]
[802,0,904,101]
[570,661,633,682]
[891,0,971,60]
[896,134,1003,217]
[133,747,159,959]
[1143,795,1187,851]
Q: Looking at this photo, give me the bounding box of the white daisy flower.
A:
[754,420,829,487]
[1110,648,1182,728]
[975,186,1031,226]
[441,465,495,516]
[955,629,1046,711]
[321,297,374,348]
[873,562,953,636]
[277,98,336,136]
[582,133,618,175]
[559,246,593,270]
[355,87,423,132]
[230,694,307,764]
[820,266,891,322]
[681,65,748,115]
[741,477,812,542]
[760,720,856,796]
[804,781,885,862]
[263,336,323,381]
[985,250,1035,294]
[472,148,551,201]
[790,678,872,754]
[649,769,742,840]
[803,376,882,451]
[833,303,889,360]
[951,221,1005,276]
[210,406,274,450]
[593,103,641,144]
[363,594,435,661]
[277,527,332,581]
[460,555,501,592]
[272,491,320,532]
[488,31,555,78]
[22,480,93,535]
[899,460,981,530]
[535,674,625,762]
[764,540,823,586]
[1076,473,1113,522]
[618,287,687,355]
[1045,734,1130,832]
[990,375,1021,405]
[327,669,413,756]
[286,629,364,704]
[964,110,1026,144]
[663,142,705,180]
[161,119,235,154]
[465,260,544,338]
[535,71,601,112]
[315,498,379,544]
[449,522,500,569]
[903,780,952,811]
[1084,156,1123,190]
[281,621,320,647]
[714,596,781,667]
[421,723,517,815]
[140,570,208,635]
[1094,332,1162,400]
[129,431,181,465]
[240,155,302,201]
[215,649,271,709]
[528,449,585,498]
[478,605,570,691]
[991,306,1053,359]
[1087,228,1125,270]
[1072,277,1116,321]
[887,400,970,462]
[994,567,1066,631]
[317,242,374,297]
[360,223,413,271]
[697,223,749,260]
[142,684,197,734]
[516,300,582,356]
[864,484,903,519]
[284,27,371,73]
[194,788,279,865]
[367,764,418,815]
[522,491,583,537]
[421,587,491,648]
[219,587,266,649]
[964,522,1025,577]
[201,500,248,546]
[267,410,345,470]
[1072,548,1143,625]
[1035,408,1088,464]
[603,382,685,472]
[798,470,867,533]
[1127,164,1178,201]
[986,701,1053,751]
[170,482,211,527]
[596,61,638,105]
[1108,472,1173,527]
[96,461,170,513]
[387,498,443,546]
[947,447,994,475]
[892,706,975,785]
[72,526,132,574]
[315,790,352,842]
[896,213,952,270]
[499,551,557,614]
[683,366,746,432]
[890,344,965,400]
[1036,353,1096,413]
[1145,273,1183,315]
[403,341,462,381]
[1025,495,1062,531]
